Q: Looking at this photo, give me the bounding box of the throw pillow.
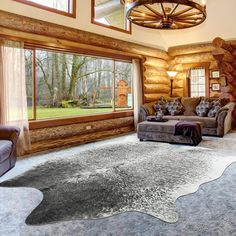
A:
[166,99,184,116]
[145,102,156,115]
[195,99,211,117]
[208,99,223,118]
[208,97,229,107]
[153,96,168,115]
[208,105,221,117]
[181,97,201,116]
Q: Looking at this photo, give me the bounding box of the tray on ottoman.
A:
[137,120,202,146]
[146,117,168,122]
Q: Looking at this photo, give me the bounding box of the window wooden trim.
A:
[25,43,134,63]
[91,0,132,34]
[14,0,76,18]
[29,111,134,129]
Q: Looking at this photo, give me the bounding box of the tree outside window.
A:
[25,48,133,120]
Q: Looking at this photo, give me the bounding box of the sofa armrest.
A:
[216,110,228,137]
[0,125,21,144]
[216,107,228,120]
[139,105,150,122]
[216,102,235,136]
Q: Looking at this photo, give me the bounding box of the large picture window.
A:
[25,48,133,120]
[92,0,131,33]
[14,0,76,17]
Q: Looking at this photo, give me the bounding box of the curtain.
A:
[0,39,30,155]
[133,59,143,130]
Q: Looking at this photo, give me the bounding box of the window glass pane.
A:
[25,49,34,119]
[77,57,113,113]
[197,76,205,84]
[94,0,130,32]
[191,89,197,93]
[199,84,206,92]
[191,70,197,77]
[35,49,115,119]
[16,0,72,13]
[190,68,206,97]
[115,61,133,110]
[199,91,206,97]
[26,47,133,120]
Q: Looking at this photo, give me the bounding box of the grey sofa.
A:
[0,125,20,176]
[139,99,235,137]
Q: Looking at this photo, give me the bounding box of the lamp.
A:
[167,71,178,97]
[167,71,178,78]
[124,0,207,30]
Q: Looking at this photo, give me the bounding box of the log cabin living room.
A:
[0,0,236,235]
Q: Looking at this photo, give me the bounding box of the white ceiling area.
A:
[159,0,236,48]
[0,0,236,50]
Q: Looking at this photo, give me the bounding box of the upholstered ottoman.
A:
[137,120,202,146]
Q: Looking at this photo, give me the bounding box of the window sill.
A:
[29,110,134,130]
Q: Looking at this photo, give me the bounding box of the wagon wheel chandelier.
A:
[124,0,207,30]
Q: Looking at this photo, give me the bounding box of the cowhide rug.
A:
[0,141,235,225]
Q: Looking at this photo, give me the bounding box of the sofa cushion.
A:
[207,98,226,118]
[208,101,221,118]
[196,99,212,117]
[181,97,201,116]
[163,115,217,128]
[208,97,229,107]
[144,102,156,115]
[153,96,168,115]
[211,99,221,107]
[166,99,184,116]
[208,105,221,117]
[0,140,12,163]
[139,119,177,134]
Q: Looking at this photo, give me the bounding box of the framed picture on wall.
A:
[211,83,221,91]
[212,71,220,78]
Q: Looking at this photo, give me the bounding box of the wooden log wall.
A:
[25,117,134,155]
[212,37,236,127]
[0,10,168,60]
[0,10,169,155]
[143,56,170,102]
[168,43,216,97]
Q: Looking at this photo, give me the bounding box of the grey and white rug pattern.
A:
[1,139,236,226]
